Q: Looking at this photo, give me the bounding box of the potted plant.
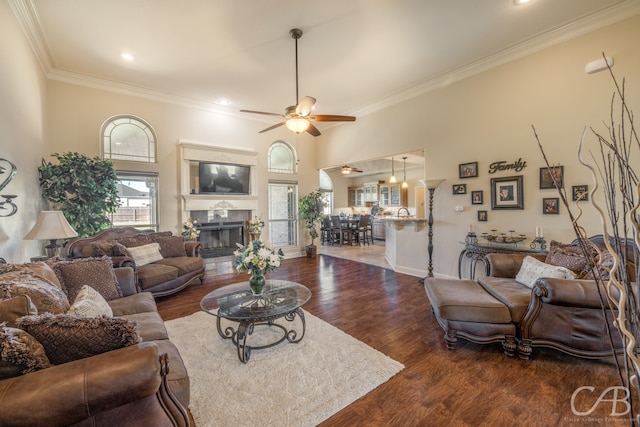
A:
[38,152,120,237]
[298,189,326,258]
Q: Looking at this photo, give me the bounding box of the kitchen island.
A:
[382,217,429,277]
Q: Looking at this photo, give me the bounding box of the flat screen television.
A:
[199,162,251,195]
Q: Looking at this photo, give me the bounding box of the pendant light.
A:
[402,156,409,188]
[389,157,397,183]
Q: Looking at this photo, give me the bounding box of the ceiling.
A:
[10,0,640,176]
[13,0,640,119]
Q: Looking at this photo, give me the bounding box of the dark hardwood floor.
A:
[156,255,623,427]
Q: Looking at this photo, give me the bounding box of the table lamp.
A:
[24,211,78,258]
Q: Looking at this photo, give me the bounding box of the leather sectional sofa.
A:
[67,226,204,297]
[0,259,191,427]
[425,235,633,360]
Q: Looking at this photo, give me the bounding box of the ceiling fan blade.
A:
[295,96,316,117]
[306,123,321,137]
[310,115,357,122]
[259,122,285,133]
[240,109,285,118]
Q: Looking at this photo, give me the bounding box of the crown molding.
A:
[352,1,640,117]
[10,0,640,120]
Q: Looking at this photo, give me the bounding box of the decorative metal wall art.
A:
[0,158,18,217]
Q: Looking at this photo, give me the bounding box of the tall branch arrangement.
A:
[534,54,640,423]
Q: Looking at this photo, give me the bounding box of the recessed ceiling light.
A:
[216,98,231,106]
[513,0,531,5]
[121,52,135,61]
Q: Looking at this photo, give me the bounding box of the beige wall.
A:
[0,2,49,262]
[319,15,640,278]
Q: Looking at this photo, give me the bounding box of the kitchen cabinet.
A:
[390,185,401,206]
[379,185,390,206]
[348,187,357,206]
[364,182,378,202]
[356,188,364,206]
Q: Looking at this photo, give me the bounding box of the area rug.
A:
[165,310,404,427]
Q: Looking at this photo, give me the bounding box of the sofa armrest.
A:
[0,343,162,427]
[114,266,137,296]
[111,255,135,269]
[184,241,202,257]
[535,278,618,308]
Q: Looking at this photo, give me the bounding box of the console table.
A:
[458,241,547,279]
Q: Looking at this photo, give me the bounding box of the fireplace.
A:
[198,221,245,258]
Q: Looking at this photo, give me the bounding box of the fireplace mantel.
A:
[182,195,258,212]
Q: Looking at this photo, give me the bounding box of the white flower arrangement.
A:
[182,217,200,240]
[248,215,266,235]
[233,240,284,277]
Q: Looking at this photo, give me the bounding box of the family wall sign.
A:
[488,158,527,174]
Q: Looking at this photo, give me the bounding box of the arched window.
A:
[268,141,297,173]
[101,115,157,163]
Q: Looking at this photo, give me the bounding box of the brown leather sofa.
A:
[67,227,204,297]
[425,235,632,360]
[0,265,191,427]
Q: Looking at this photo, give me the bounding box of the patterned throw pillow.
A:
[125,243,164,266]
[515,255,576,288]
[153,236,187,258]
[53,257,123,303]
[16,313,141,365]
[91,240,127,257]
[544,240,593,277]
[67,285,113,318]
[0,325,51,376]
[0,295,38,328]
[0,276,69,314]
[117,234,150,248]
[0,262,62,289]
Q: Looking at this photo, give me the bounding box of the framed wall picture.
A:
[478,210,487,222]
[459,162,478,179]
[490,175,524,210]
[452,184,467,195]
[471,190,483,205]
[539,166,564,189]
[572,185,589,201]
[543,197,560,214]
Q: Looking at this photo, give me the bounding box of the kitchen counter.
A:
[381,217,428,277]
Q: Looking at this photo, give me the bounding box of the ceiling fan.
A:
[240,28,356,137]
[341,165,363,174]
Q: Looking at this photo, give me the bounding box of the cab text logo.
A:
[571,386,631,416]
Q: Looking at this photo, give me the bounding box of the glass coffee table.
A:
[200,280,312,363]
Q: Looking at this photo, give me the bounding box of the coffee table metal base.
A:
[216,308,306,363]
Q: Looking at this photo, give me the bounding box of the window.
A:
[101,115,157,163]
[268,183,298,247]
[268,141,297,173]
[110,171,159,230]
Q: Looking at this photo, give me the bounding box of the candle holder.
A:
[465,232,478,245]
[480,229,526,246]
[530,237,547,251]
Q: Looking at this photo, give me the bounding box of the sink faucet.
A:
[397,207,410,217]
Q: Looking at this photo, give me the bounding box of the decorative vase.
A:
[249,273,266,295]
[250,232,261,241]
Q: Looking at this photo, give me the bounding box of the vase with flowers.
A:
[247,215,265,241]
[182,217,200,241]
[233,240,285,295]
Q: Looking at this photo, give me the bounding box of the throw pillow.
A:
[53,257,123,302]
[117,234,150,248]
[515,255,576,288]
[0,295,38,328]
[0,262,62,288]
[126,243,163,266]
[153,236,186,258]
[0,325,51,376]
[16,313,141,365]
[67,285,113,318]
[544,240,593,277]
[0,276,70,314]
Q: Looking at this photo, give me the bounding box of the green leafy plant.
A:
[298,189,327,247]
[38,152,120,237]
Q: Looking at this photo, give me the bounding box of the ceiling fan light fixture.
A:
[286,118,310,133]
[341,167,351,175]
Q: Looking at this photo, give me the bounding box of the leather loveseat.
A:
[67,227,204,297]
[0,259,191,427]
[425,235,633,360]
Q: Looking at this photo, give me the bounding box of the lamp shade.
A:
[286,118,310,133]
[426,179,446,190]
[24,211,78,240]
